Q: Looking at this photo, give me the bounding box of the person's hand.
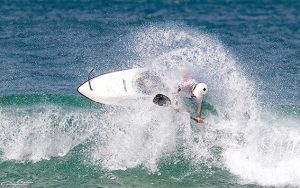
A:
[195,116,204,123]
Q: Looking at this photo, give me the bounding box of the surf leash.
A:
[88,68,94,91]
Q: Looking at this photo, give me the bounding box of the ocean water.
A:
[0,0,299,187]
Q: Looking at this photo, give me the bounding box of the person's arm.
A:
[195,100,204,123]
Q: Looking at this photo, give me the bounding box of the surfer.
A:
[174,75,208,123]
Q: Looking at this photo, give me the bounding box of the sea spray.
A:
[87,25,258,171]
[90,25,300,186]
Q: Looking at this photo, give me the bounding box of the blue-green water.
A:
[0,1,299,187]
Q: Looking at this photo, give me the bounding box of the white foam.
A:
[90,103,182,171]
[224,124,300,186]
[0,105,99,162]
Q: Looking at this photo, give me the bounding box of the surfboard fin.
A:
[153,94,171,106]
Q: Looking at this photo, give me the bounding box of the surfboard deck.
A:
[78,68,171,106]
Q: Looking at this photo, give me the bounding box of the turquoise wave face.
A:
[0,94,97,107]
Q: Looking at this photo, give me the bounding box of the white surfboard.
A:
[78,68,158,105]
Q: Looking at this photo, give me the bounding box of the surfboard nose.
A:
[77,81,92,98]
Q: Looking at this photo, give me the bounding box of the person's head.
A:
[192,83,208,99]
